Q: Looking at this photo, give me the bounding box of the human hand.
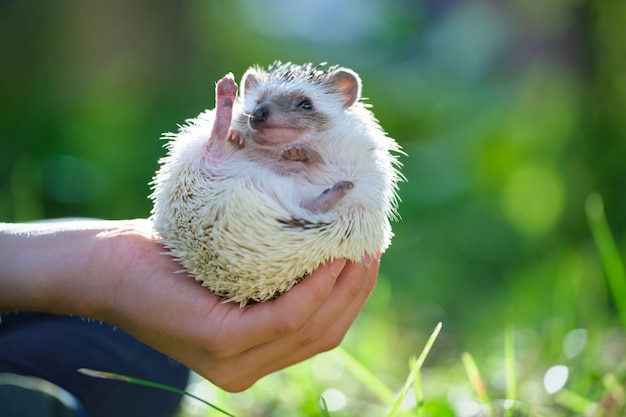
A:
[68,220,379,392]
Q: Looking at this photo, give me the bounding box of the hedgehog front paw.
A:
[210,74,239,143]
[281,144,324,164]
[228,129,245,148]
[216,73,238,106]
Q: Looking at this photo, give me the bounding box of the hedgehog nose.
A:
[250,105,269,122]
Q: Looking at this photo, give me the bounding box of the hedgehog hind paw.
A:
[304,180,354,213]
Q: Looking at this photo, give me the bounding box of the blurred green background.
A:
[2,1,626,415]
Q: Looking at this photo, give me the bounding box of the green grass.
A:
[461,352,493,417]
[586,193,626,329]
[387,322,442,417]
[77,368,235,417]
[80,323,444,417]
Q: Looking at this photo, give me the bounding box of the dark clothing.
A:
[0,312,189,417]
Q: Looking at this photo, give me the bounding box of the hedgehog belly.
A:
[153,175,388,306]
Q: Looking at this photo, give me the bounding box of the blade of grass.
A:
[320,396,332,417]
[586,192,626,329]
[387,322,443,417]
[461,352,494,417]
[77,368,236,417]
[553,388,595,415]
[602,373,625,409]
[504,324,516,417]
[333,347,396,406]
[411,355,425,417]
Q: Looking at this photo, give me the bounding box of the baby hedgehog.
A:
[150,61,402,306]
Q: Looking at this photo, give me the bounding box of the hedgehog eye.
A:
[297,99,313,110]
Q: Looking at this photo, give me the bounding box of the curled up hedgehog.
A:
[150,61,403,306]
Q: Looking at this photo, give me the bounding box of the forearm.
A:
[0,220,126,316]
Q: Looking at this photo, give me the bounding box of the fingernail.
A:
[329,259,347,278]
[363,252,380,269]
[363,253,373,268]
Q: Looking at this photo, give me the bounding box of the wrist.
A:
[73,219,167,324]
[56,219,158,321]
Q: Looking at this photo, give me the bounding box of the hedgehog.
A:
[150,61,402,306]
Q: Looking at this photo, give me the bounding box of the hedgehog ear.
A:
[241,68,262,96]
[328,68,361,108]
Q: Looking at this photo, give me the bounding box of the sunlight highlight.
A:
[562,329,587,359]
[543,365,569,394]
[320,388,347,412]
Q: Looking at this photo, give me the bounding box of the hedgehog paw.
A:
[282,144,323,164]
[228,129,245,148]
[304,180,354,213]
[210,74,239,143]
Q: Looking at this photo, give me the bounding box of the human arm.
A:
[0,219,379,392]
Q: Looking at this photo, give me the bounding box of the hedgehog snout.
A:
[249,104,269,130]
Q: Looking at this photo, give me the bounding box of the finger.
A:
[250,254,380,378]
[209,259,347,357]
[285,257,375,351]
[222,255,379,385]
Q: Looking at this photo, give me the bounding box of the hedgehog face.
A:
[233,62,362,148]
